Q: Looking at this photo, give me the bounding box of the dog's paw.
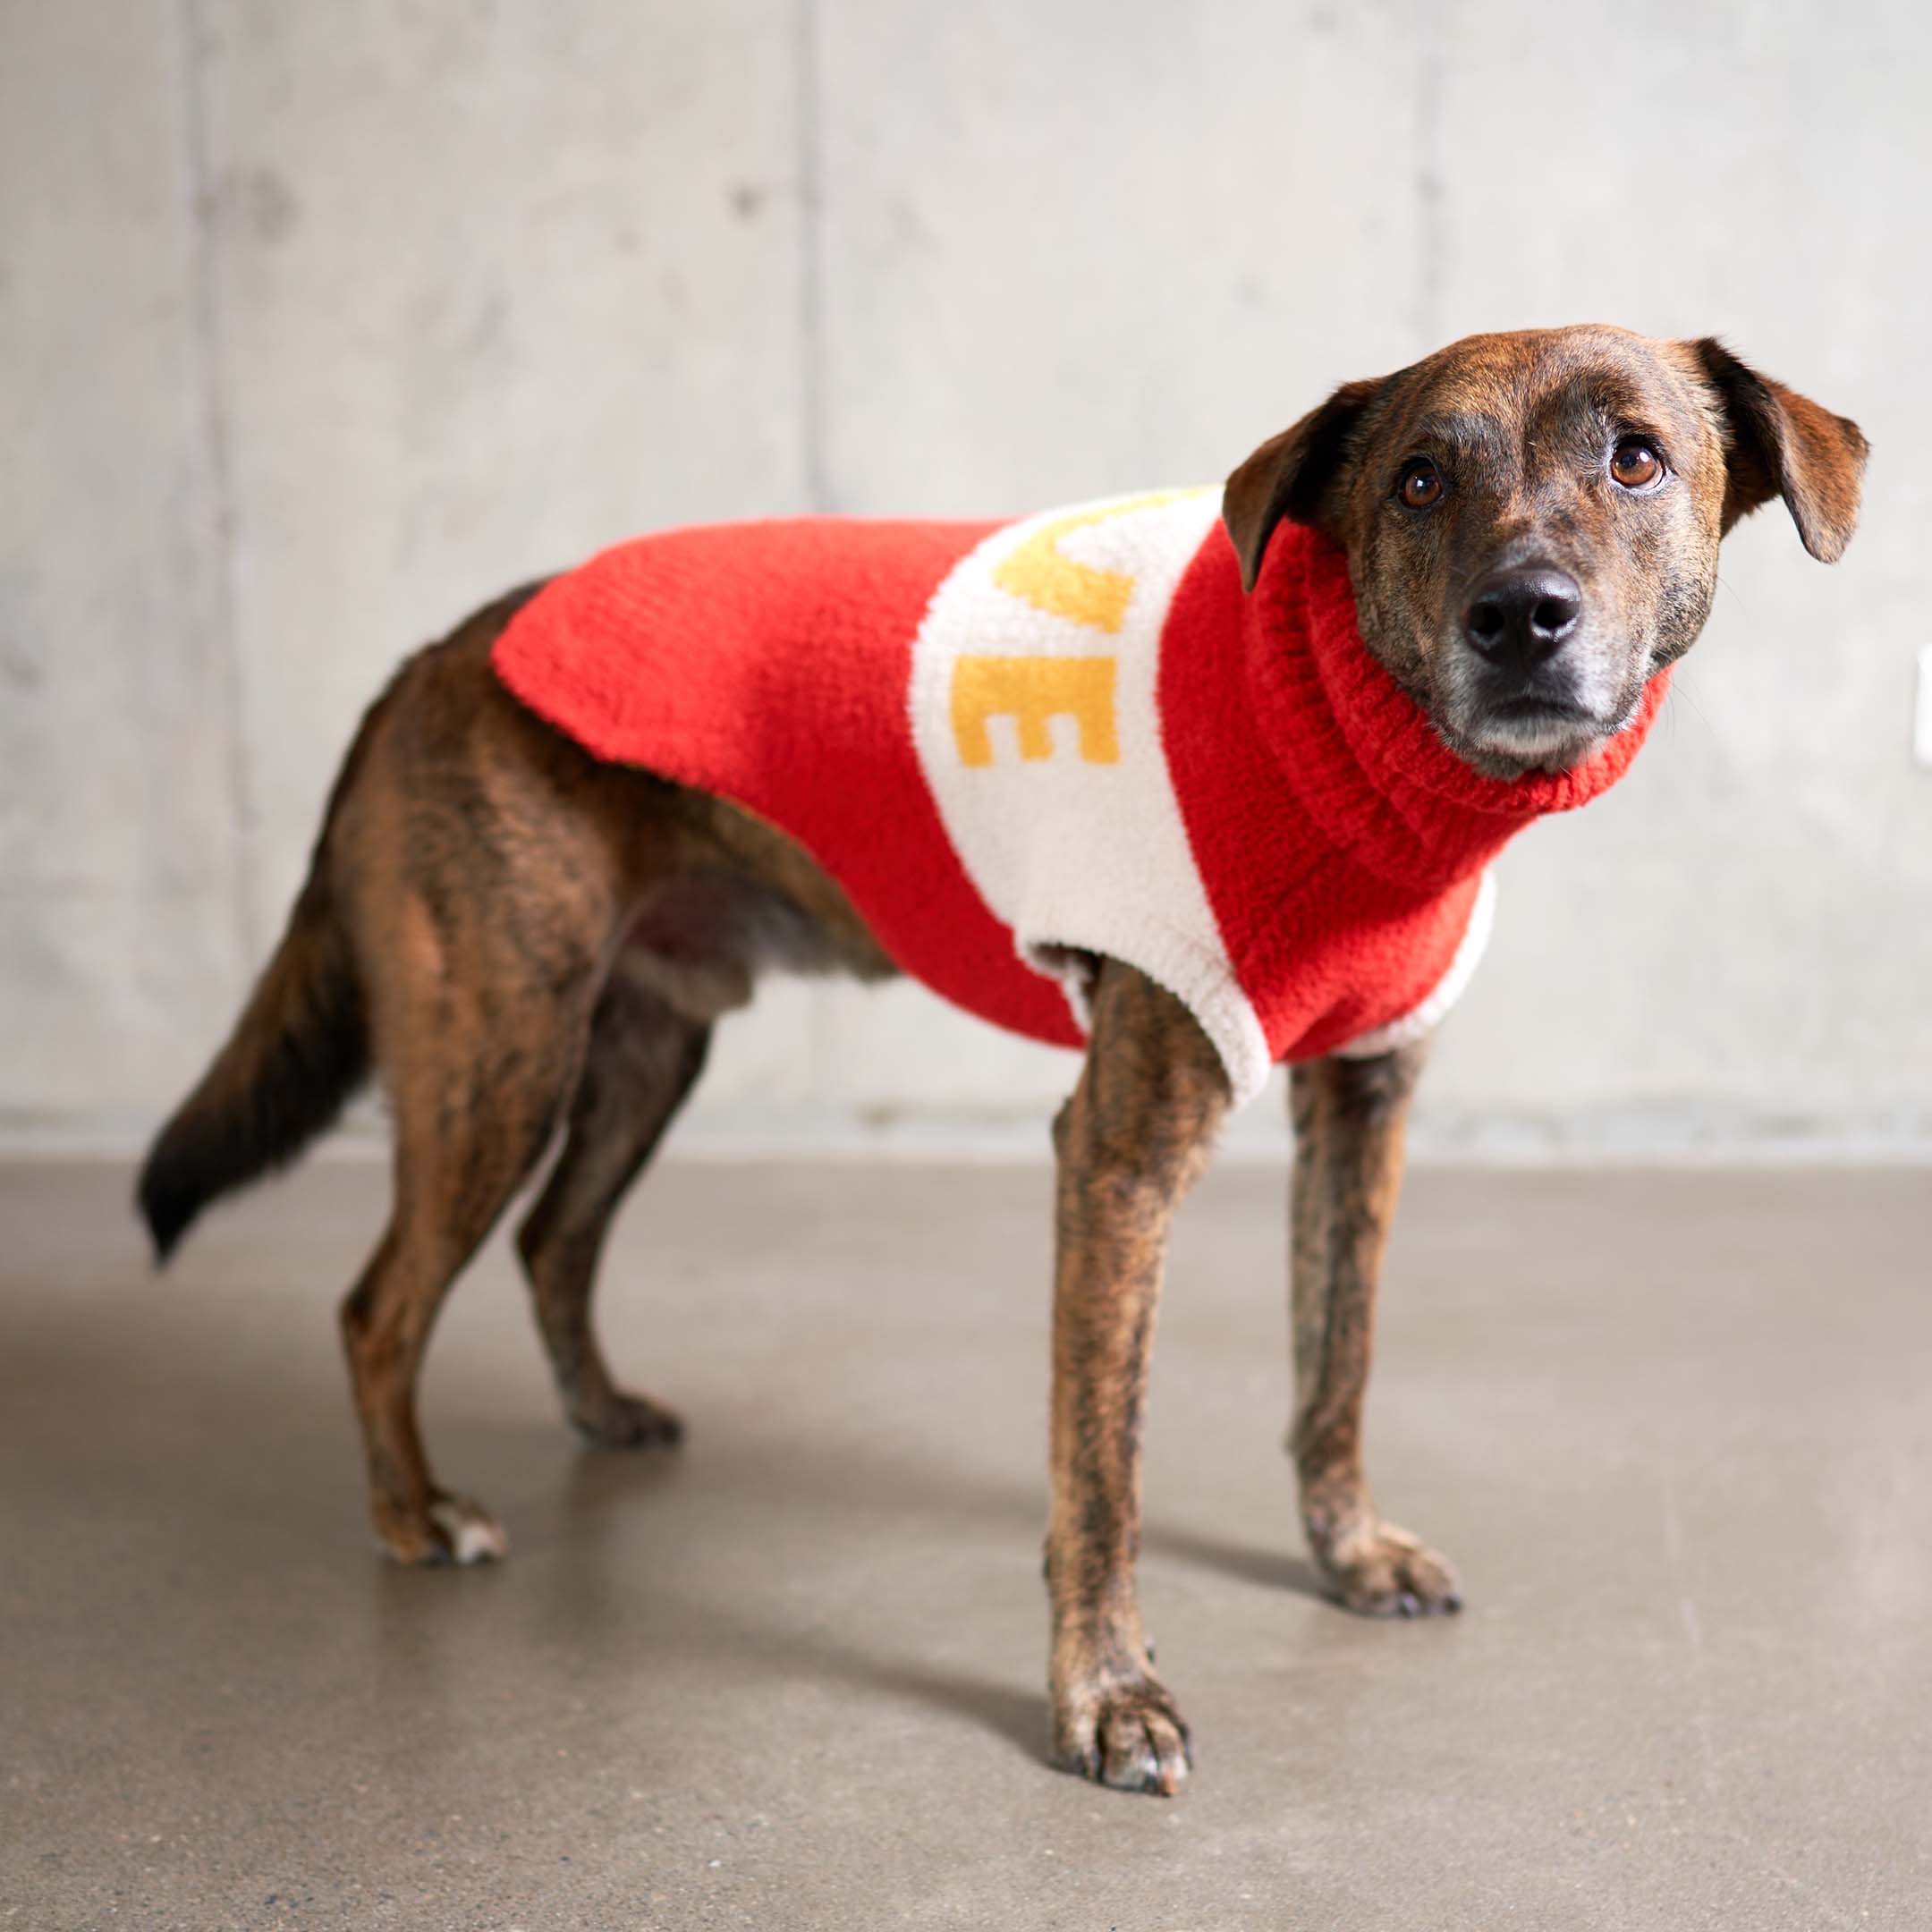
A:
[570,1390,685,1451]
[1322,1520,1461,1618]
[1053,1674,1193,1796]
[375,1492,509,1567]
[428,1495,510,1564]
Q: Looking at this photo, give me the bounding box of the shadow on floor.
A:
[1,1233,1334,1773]
[1142,1521,1331,1601]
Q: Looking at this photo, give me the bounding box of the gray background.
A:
[4,0,1927,1156]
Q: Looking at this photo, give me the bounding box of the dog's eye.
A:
[1609,439,1665,491]
[1397,460,1445,509]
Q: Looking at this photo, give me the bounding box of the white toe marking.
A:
[429,1499,508,1564]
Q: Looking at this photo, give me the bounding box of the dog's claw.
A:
[427,1494,508,1564]
[1054,1674,1193,1797]
[376,1491,508,1566]
[1318,1519,1462,1619]
[570,1390,685,1451]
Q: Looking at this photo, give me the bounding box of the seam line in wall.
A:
[1413,0,1448,350]
[173,0,260,971]
[794,0,830,516]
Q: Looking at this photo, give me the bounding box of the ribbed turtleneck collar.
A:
[1242,522,1668,893]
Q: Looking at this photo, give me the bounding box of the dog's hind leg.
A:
[320,603,694,1562]
[339,927,597,1563]
[514,951,711,1448]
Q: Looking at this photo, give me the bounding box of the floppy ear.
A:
[1222,377,1385,593]
[1689,340,1868,563]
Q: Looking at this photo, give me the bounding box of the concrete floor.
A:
[2,1158,1928,1930]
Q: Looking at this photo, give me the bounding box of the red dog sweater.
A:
[494,490,1667,1106]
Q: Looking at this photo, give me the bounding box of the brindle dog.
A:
[140,326,1866,1795]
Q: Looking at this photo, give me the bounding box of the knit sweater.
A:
[493,490,1667,1106]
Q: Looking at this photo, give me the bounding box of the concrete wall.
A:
[4,0,1928,1156]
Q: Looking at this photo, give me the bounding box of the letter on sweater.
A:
[950,656,1120,766]
[988,491,1195,631]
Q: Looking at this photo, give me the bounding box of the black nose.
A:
[1461,565,1582,669]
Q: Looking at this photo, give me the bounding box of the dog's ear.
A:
[1222,377,1385,593]
[1688,340,1868,564]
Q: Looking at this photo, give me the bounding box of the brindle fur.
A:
[1046,962,1230,1792]
[1288,1041,1448,1615]
[140,327,1866,1792]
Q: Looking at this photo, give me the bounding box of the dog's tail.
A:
[137,705,382,1265]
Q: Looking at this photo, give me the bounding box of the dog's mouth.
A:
[1445,691,1626,776]
[1482,695,1600,727]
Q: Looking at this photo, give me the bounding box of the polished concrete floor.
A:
[2,1157,1928,1929]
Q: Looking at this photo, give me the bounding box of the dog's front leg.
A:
[1289,1039,1462,1616]
[1047,960,1229,1795]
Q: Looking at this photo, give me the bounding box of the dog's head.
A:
[1223,326,1868,778]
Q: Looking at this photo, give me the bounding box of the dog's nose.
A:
[1461,565,1582,668]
